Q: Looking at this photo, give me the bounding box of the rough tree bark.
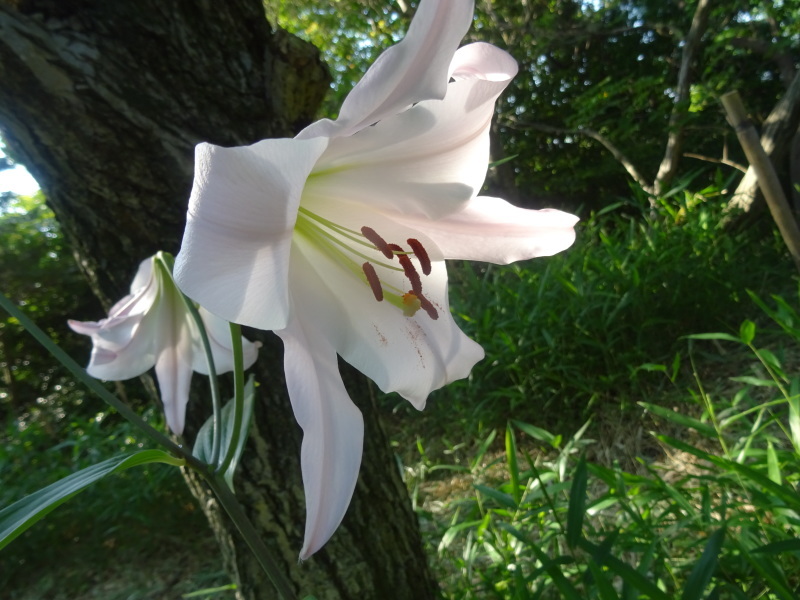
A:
[0,1,439,598]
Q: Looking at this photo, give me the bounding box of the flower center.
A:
[294,207,438,319]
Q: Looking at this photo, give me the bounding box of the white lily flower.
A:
[174,0,578,558]
[69,253,260,435]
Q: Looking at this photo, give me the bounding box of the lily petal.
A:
[68,313,157,380]
[277,313,364,560]
[306,43,517,220]
[174,138,328,330]
[394,196,580,264]
[297,0,475,140]
[154,321,194,435]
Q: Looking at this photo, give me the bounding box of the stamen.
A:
[417,292,439,320]
[406,238,431,275]
[361,226,394,259]
[389,243,422,295]
[362,262,383,302]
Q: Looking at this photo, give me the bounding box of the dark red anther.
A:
[361,226,394,259]
[417,292,439,320]
[362,262,384,301]
[406,238,431,275]
[389,243,422,294]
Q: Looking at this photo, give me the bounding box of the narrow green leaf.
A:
[470,429,497,471]
[566,456,587,548]
[580,539,671,600]
[0,450,184,550]
[680,528,725,600]
[753,538,800,554]
[788,392,800,454]
[739,320,755,344]
[670,352,682,382]
[639,402,716,437]
[194,376,256,492]
[685,332,741,343]
[587,561,621,600]
[474,484,518,510]
[488,153,519,168]
[512,419,560,448]
[767,442,781,485]
[438,519,482,552]
[505,423,522,506]
[182,584,237,598]
[729,375,779,387]
[526,542,582,600]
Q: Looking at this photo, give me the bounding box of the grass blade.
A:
[567,456,587,548]
[680,528,725,600]
[505,423,522,506]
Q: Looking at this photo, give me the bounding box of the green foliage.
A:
[410,293,800,597]
[268,0,799,208]
[417,179,788,435]
[0,193,100,426]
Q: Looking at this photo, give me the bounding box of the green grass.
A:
[406,295,800,598]
[392,189,800,598]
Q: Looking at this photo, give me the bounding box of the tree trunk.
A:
[0,2,438,598]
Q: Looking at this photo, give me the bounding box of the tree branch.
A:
[511,120,654,195]
[683,152,747,173]
[654,0,712,196]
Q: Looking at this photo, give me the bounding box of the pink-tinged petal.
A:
[154,339,194,435]
[306,44,517,220]
[174,137,328,331]
[191,307,260,375]
[276,314,364,559]
[153,290,195,435]
[394,196,579,264]
[68,314,157,381]
[297,0,475,140]
[289,209,484,407]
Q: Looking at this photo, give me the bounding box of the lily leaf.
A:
[0,449,184,551]
[194,375,256,492]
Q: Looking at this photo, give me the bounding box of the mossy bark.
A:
[0,2,439,598]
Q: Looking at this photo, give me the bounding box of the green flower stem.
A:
[205,472,297,600]
[183,297,224,465]
[217,322,245,475]
[0,289,189,460]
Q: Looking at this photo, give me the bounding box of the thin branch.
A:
[683,152,747,173]
[511,119,654,195]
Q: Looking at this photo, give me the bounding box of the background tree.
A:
[272,0,799,211]
[0,1,437,598]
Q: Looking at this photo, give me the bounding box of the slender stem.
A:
[205,472,297,600]
[217,322,245,475]
[156,253,224,467]
[0,289,189,459]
